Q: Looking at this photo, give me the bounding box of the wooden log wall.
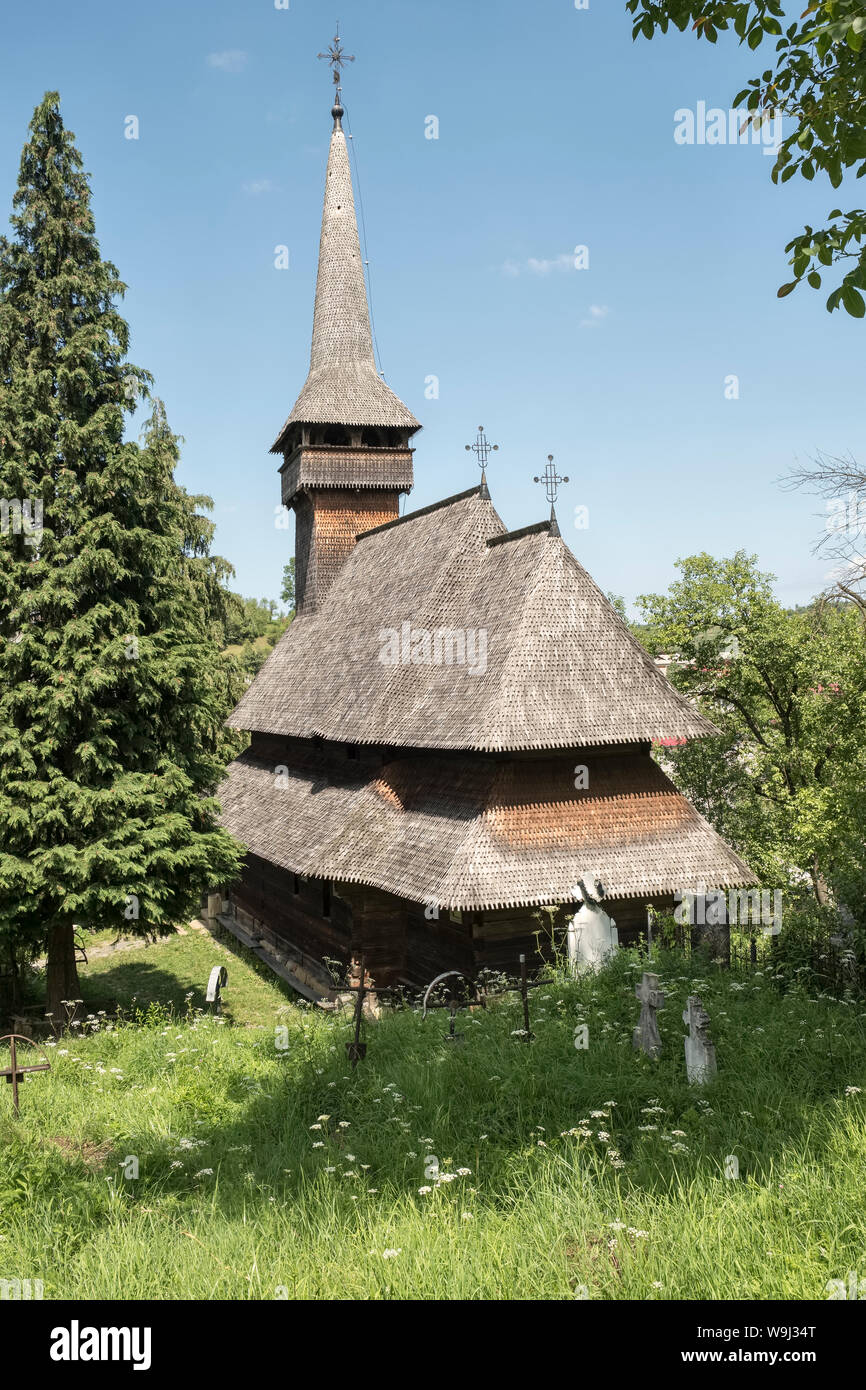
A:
[231,856,689,994]
[232,854,352,966]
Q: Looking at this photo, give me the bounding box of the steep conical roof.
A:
[271,110,419,450]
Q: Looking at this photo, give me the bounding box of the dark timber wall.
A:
[231,859,678,991]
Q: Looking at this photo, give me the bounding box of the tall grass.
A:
[1,939,864,1299]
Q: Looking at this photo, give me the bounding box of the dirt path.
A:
[34,924,191,968]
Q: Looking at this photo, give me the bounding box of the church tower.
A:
[272,35,420,615]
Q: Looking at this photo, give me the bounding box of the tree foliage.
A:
[638,551,866,909]
[626,0,866,315]
[0,93,245,1013]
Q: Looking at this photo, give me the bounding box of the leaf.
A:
[777,281,798,298]
[748,26,763,49]
[841,284,866,317]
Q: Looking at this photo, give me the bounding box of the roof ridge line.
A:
[356,484,485,540]
[486,519,552,547]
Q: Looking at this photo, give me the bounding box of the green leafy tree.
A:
[626,0,866,315]
[0,94,244,1017]
[281,558,296,613]
[638,552,866,904]
[606,590,628,622]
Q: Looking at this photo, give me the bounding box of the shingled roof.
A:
[219,742,755,911]
[227,487,720,751]
[271,116,419,449]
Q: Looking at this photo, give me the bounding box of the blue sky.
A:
[1,0,862,614]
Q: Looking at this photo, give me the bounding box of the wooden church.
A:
[217,46,754,994]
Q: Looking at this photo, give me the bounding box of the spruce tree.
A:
[0,93,244,1019]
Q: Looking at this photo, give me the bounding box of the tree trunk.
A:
[46,922,82,1024]
[810,859,830,907]
[0,944,21,1018]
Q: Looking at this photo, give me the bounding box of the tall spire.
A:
[271,30,418,450]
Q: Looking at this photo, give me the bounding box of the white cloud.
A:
[527,253,574,275]
[242,179,277,196]
[501,252,575,277]
[580,304,609,327]
[207,50,248,73]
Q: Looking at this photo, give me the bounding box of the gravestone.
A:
[682,995,717,1084]
[566,875,618,974]
[205,965,228,1013]
[633,972,665,1058]
[205,892,222,921]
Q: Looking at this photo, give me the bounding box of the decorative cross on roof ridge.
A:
[465,426,498,499]
[318,22,355,94]
[465,425,498,473]
[534,454,569,506]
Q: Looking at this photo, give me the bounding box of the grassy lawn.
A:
[74,929,297,1027]
[2,933,865,1300]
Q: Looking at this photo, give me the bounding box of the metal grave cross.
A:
[345,953,370,1068]
[495,954,555,1042]
[421,970,485,1045]
[0,1034,51,1117]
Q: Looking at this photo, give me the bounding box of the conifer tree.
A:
[0,93,244,1017]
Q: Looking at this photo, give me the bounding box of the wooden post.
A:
[519,954,532,1040]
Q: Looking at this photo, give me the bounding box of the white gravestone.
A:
[566,876,618,974]
[206,965,228,1012]
[633,971,665,1058]
[683,995,717,1084]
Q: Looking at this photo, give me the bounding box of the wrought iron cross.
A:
[534,454,569,506]
[318,23,355,93]
[1,1034,51,1116]
[465,426,498,475]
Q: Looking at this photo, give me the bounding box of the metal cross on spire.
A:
[534,454,569,535]
[318,22,355,103]
[465,425,498,498]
